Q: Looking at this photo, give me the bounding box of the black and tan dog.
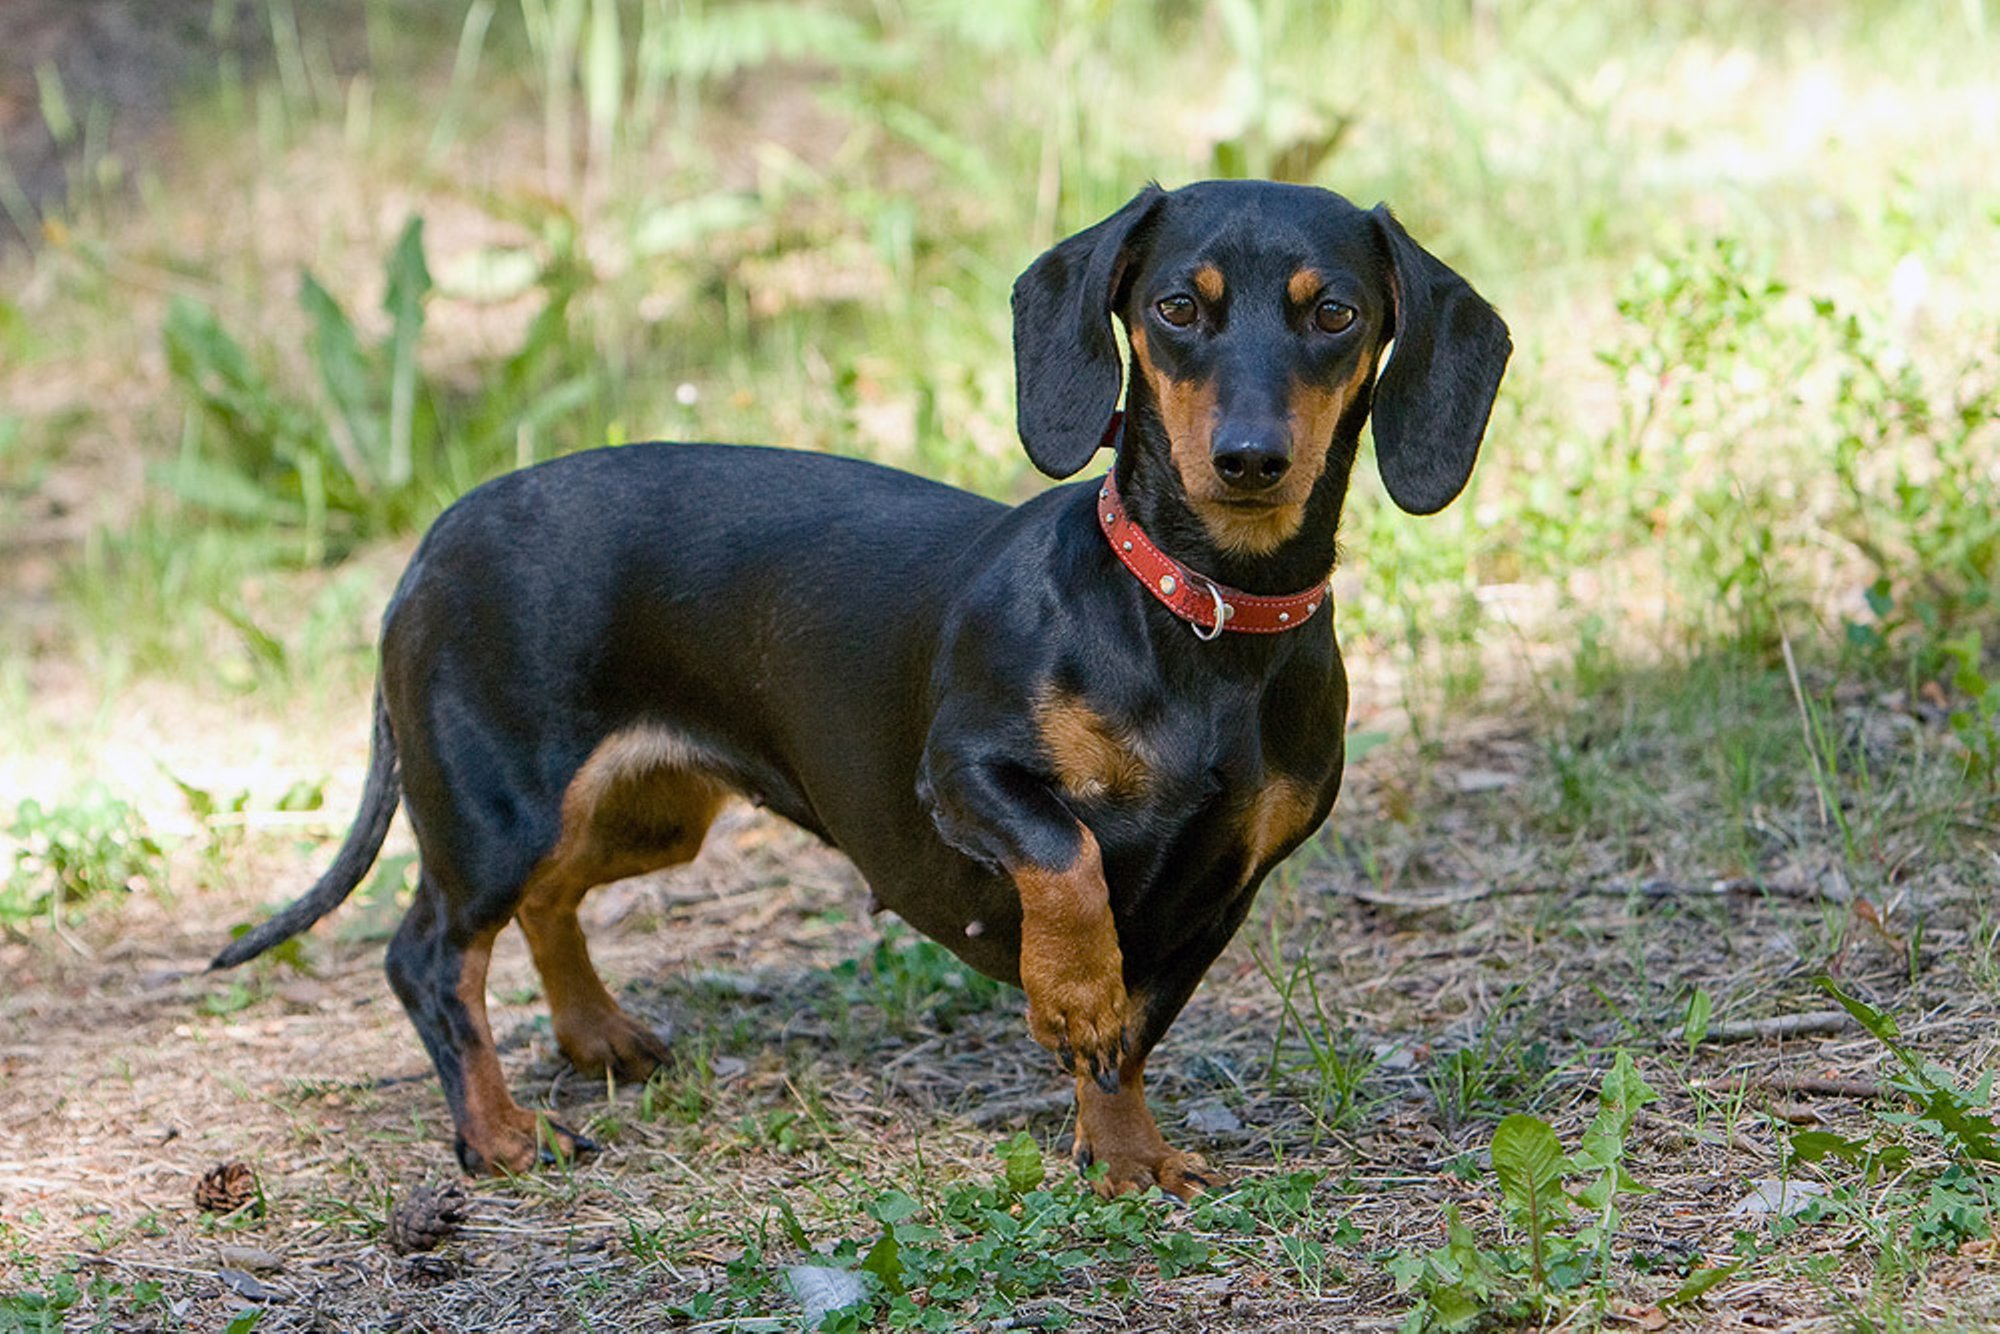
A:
[213,179,1508,1197]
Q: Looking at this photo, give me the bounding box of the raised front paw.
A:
[1019,887,1130,1090]
[1011,823,1129,1088]
[1024,965,1130,1092]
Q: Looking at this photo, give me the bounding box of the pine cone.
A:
[386,1182,469,1254]
[194,1161,261,1215]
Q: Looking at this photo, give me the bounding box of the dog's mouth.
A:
[1196,490,1303,514]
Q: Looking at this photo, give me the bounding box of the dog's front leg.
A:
[920,754,1129,1091]
[1013,820,1128,1091]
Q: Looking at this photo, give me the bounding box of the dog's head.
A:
[1012,180,1510,552]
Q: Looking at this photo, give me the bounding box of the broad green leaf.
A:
[1596,1050,1660,1135]
[299,271,380,486]
[1815,976,1900,1045]
[1000,1132,1045,1195]
[868,1189,921,1225]
[382,216,432,353]
[631,193,765,257]
[1492,1115,1567,1221]
[1903,1080,2000,1163]
[148,456,302,524]
[1787,1130,1872,1166]
[381,215,432,488]
[1428,1286,1488,1332]
[1442,1207,1504,1295]
[1492,1113,1566,1287]
[1574,1051,1657,1204]
[860,1228,904,1296]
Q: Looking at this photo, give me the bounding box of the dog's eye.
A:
[1155,295,1197,328]
[1314,300,1357,334]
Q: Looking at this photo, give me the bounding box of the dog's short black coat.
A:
[213,179,1509,1195]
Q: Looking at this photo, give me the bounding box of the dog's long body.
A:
[215,180,1508,1195]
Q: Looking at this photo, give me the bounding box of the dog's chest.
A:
[1033,686,1326,892]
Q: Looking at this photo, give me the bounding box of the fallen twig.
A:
[1699,1074,1887,1100]
[1701,1011,1854,1043]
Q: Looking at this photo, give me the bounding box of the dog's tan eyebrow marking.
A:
[1193,264,1225,303]
[1287,268,1322,305]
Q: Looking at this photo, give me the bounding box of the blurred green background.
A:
[1,0,1997,861]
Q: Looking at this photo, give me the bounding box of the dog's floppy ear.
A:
[1011,186,1165,478]
[1367,205,1512,515]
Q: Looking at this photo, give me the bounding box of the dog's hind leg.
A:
[515,728,729,1081]
[386,876,593,1174]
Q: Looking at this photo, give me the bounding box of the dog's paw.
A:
[1077,1142,1220,1202]
[1023,969,1129,1090]
[1072,1115,1220,1202]
[554,1008,673,1082]
[1070,1069,1221,1201]
[1019,900,1129,1088]
[455,1112,597,1176]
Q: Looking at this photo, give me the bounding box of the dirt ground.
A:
[3,676,1997,1331]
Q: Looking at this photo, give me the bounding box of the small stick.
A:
[1700,1011,1853,1043]
[1698,1074,1886,1100]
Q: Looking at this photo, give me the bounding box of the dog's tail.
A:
[210,685,400,970]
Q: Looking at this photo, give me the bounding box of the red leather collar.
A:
[1095,469,1327,639]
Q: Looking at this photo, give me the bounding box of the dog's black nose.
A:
[1212,437,1291,492]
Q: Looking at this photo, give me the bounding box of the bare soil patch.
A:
[4,698,1995,1330]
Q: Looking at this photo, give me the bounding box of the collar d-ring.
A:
[1189,575,1228,641]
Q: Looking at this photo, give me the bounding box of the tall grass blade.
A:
[381,216,432,490]
[585,0,623,173]
[425,0,497,170]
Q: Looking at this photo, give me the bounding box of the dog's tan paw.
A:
[1071,1066,1219,1201]
[1077,1141,1221,1201]
[456,1110,596,1176]
[554,1007,673,1082]
[1025,974,1130,1089]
